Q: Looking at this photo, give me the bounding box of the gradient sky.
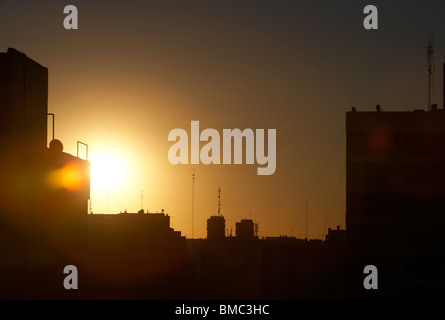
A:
[1,0,445,239]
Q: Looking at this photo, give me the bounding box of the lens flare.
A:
[47,162,86,192]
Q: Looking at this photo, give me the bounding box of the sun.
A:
[89,150,128,192]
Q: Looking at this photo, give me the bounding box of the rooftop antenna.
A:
[426,35,435,111]
[443,55,445,110]
[107,190,110,214]
[77,141,88,160]
[305,201,309,239]
[140,190,144,210]
[192,169,196,239]
[217,187,221,216]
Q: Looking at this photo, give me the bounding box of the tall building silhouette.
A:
[346,107,445,298]
[235,219,256,239]
[207,215,225,239]
[0,48,90,224]
[0,48,89,298]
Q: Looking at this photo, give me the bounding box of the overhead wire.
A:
[289,129,345,236]
[323,162,346,236]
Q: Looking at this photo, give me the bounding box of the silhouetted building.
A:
[235,219,256,239]
[86,212,187,299]
[0,48,90,222]
[346,108,445,298]
[0,48,47,154]
[325,225,346,248]
[0,48,90,299]
[207,215,225,239]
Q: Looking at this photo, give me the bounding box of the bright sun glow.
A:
[47,161,87,192]
[89,150,128,192]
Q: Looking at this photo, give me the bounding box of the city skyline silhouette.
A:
[3,1,445,239]
[1,47,445,300]
[1,1,445,301]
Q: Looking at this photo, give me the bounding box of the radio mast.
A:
[192,169,196,238]
[426,35,434,110]
[217,187,221,216]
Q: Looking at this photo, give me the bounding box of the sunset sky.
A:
[1,0,445,239]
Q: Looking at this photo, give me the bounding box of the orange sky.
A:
[1,1,445,238]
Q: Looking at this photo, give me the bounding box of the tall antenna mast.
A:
[427,35,435,110]
[217,187,221,216]
[443,56,445,110]
[192,169,196,239]
[305,201,308,239]
[140,190,144,210]
[107,190,110,214]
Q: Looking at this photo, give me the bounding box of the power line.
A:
[224,126,345,220]
[330,201,346,231]
[107,191,126,212]
[324,162,346,236]
[289,129,345,236]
